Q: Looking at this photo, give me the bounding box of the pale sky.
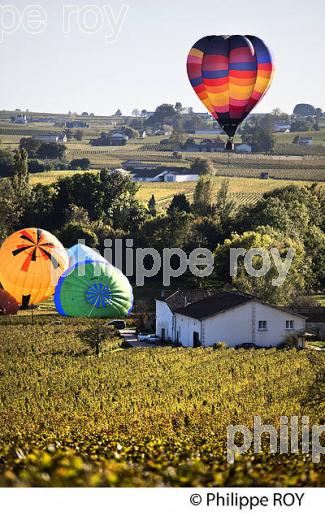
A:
[0,0,324,115]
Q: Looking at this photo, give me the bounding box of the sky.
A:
[0,0,324,115]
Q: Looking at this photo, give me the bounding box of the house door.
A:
[193,331,201,347]
[161,328,165,341]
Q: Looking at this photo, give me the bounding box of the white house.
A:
[235,143,252,153]
[155,289,215,341]
[14,114,27,124]
[37,133,67,143]
[132,168,199,183]
[298,137,313,146]
[162,171,199,182]
[156,291,305,347]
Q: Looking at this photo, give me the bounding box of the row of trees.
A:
[1,149,324,305]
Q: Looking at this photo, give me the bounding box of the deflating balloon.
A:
[68,244,108,267]
[187,35,274,146]
[0,228,69,306]
[54,260,133,318]
[0,289,19,315]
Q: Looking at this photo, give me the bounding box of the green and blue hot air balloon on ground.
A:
[54,246,133,318]
[67,244,105,267]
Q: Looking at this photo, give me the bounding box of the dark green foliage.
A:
[70,158,91,170]
[167,193,191,214]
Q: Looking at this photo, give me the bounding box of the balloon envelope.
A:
[54,260,133,318]
[187,35,274,137]
[0,228,69,306]
[68,244,107,267]
[0,289,19,315]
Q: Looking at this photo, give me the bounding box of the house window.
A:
[258,320,267,331]
[286,320,295,330]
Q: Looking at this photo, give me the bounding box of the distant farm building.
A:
[37,133,67,143]
[154,128,172,136]
[131,166,198,182]
[194,128,224,135]
[235,143,252,153]
[66,120,89,129]
[274,123,291,133]
[13,114,27,124]
[298,137,313,146]
[110,133,129,146]
[122,160,161,170]
[260,172,269,180]
[184,138,224,152]
[90,132,128,146]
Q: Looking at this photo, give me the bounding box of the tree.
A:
[242,126,275,152]
[167,193,191,214]
[74,130,84,141]
[37,142,67,160]
[58,222,98,248]
[192,176,214,216]
[22,184,56,230]
[78,323,119,356]
[235,185,321,238]
[0,179,16,239]
[293,103,316,117]
[28,159,46,173]
[290,120,311,132]
[132,109,140,117]
[190,158,215,176]
[0,148,13,177]
[19,137,41,157]
[175,102,183,113]
[70,158,91,170]
[10,148,29,200]
[119,125,138,139]
[145,104,176,127]
[140,211,194,251]
[148,194,157,217]
[214,228,310,305]
[115,109,122,116]
[215,180,236,229]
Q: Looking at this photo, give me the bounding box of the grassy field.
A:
[0,315,324,487]
[2,120,325,182]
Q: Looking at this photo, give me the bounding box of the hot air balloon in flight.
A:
[0,228,69,307]
[54,260,133,318]
[0,289,19,315]
[187,35,274,149]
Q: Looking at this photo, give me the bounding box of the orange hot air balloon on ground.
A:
[0,289,19,315]
[0,228,69,307]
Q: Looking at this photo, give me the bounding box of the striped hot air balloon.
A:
[187,35,274,149]
[0,228,69,307]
